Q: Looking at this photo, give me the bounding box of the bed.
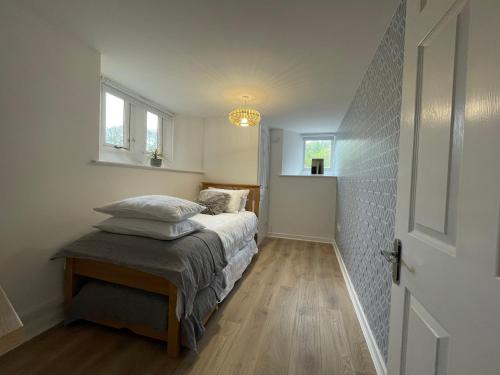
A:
[59,182,260,358]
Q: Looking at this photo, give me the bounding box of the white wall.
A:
[268,129,336,242]
[0,1,204,339]
[203,116,260,185]
[281,129,304,175]
[171,115,204,172]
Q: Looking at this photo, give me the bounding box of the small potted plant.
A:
[150,149,163,167]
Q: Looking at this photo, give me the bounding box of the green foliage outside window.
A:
[304,140,332,169]
[146,129,159,152]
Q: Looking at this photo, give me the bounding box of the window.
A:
[104,92,128,148]
[303,135,334,172]
[146,111,161,153]
[100,78,173,165]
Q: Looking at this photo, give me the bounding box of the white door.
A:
[387,0,500,374]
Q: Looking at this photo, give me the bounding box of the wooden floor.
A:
[0,238,376,375]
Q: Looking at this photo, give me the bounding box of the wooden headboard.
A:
[200,182,261,217]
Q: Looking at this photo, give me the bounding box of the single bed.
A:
[58,182,260,358]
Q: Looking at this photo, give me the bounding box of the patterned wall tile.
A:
[333,1,406,363]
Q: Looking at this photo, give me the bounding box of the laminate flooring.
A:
[0,238,376,375]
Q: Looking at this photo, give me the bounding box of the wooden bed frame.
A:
[64,182,260,357]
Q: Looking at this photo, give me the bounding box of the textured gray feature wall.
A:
[333,2,406,362]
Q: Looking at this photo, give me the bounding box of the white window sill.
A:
[279,174,336,178]
[91,160,204,174]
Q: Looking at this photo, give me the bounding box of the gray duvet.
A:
[52,229,227,350]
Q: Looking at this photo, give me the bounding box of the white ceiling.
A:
[20,0,399,133]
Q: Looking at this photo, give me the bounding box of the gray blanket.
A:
[52,229,227,350]
[66,277,222,350]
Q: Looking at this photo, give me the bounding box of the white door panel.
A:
[387,0,500,374]
[414,14,457,234]
[404,295,449,375]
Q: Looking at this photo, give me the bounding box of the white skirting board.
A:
[267,232,333,244]
[19,297,63,344]
[332,241,387,375]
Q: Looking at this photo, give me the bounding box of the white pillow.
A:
[94,195,205,222]
[207,188,249,213]
[94,217,205,240]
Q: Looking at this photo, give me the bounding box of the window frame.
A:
[100,86,131,151]
[145,109,163,154]
[100,78,174,164]
[302,134,335,174]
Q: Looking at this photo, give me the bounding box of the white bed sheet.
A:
[220,239,258,301]
[176,211,258,319]
[176,237,258,319]
[190,211,258,259]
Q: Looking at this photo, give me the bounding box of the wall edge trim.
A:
[19,297,64,346]
[1,297,63,357]
[267,232,333,244]
[332,240,388,375]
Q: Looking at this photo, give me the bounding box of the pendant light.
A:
[228,95,261,127]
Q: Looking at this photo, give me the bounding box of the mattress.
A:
[191,211,259,303]
[190,211,258,259]
[220,238,258,301]
[66,276,221,351]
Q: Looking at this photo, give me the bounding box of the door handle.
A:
[380,239,402,285]
[381,250,398,263]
